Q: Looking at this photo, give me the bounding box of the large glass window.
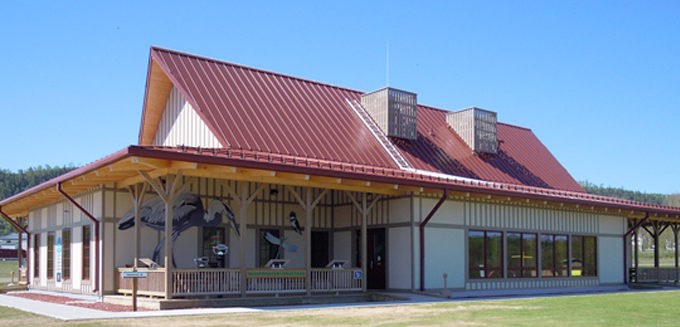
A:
[47,232,54,279]
[259,229,280,267]
[507,232,537,278]
[33,234,40,278]
[468,230,503,279]
[62,229,71,280]
[541,234,568,277]
[571,235,597,277]
[82,225,91,280]
[202,227,226,267]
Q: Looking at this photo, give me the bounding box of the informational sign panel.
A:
[55,236,63,287]
[122,270,148,278]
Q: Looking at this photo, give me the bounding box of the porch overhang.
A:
[1,145,679,221]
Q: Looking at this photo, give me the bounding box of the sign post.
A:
[122,270,148,311]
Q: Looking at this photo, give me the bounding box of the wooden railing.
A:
[115,267,364,297]
[636,267,680,282]
[246,269,306,294]
[173,268,240,296]
[116,268,166,297]
[311,268,363,293]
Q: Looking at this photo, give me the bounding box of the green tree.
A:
[0,165,75,235]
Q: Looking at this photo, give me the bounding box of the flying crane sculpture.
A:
[118,192,239,267]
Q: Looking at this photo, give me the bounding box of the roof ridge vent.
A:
[447,107,498,154]
[360,87,418,140]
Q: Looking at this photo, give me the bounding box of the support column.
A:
[288,187,329,296]
[346,192,380,292]
[634,228,639,270]
[239,185,248,297]
[672,224,680,283]
[361,194,368,293]
[305,188,312,296]
[223,183,265,297]
[128,183,148,311]
[138,171,184,299]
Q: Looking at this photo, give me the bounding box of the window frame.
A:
[540,234,568,277]
[82,225,91,281]
[507,232,538,278]
[468,229,504,279]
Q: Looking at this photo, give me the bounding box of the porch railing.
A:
[173,268,240,296]
[635,267,680,283]
[311,268,363,292]
[116,268,166,297]
[115,267,363,297]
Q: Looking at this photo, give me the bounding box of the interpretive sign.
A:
[122,270,148,278]
[246,269,305,278]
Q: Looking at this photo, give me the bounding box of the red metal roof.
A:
[147,47,584,192]
[1,145,679,218]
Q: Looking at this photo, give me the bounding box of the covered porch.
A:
[101,151,421,300]
[629,217,680,284]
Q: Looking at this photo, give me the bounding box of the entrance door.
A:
[367,228,386,289]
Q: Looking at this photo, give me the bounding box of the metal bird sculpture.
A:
[289,211,302,235]
[264,231,298,259]
[118,192,236,267]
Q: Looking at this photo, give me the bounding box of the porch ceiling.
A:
[0,154,421,218]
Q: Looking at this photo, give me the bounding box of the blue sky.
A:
[1,1,678,194]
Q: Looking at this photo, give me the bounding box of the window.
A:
[507,232,537,278]
[541,234,568,277]
[47,232,54,279]
[258,229,280,267]
[82,225,91,280]
[468,230,503,279]
[33,234,40,278]
[571,235,597,277]
[62,229,71,280]
[202,227,226,267]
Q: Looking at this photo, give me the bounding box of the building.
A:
[1,47,679,301]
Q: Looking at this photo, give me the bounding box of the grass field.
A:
[2,290,680,326]
[0,261,18,283]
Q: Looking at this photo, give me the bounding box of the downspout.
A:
[57,182,99,293]
[419,189,448,291]
[623,212,649,284]
[0,207,30,285]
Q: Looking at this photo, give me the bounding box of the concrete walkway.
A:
[0,290,450,321]
[0,292,262,321]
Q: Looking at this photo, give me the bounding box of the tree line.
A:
[0,166,75,235]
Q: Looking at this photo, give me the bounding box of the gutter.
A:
[0,206,30,285]
[419,189,448,291]
[57,182,100,294]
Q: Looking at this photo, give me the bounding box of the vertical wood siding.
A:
[464,202,598,234]
[153,86,223,148]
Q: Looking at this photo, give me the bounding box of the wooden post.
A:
[305,188,312,296]
[287,187,329,296]
[222,183,265,297]
[239,184,248,297]
[361,193,368,292]
[17,230,23,281]
[345,192,380,293]
[634,228,639,270]
[674,224,679,283]
[138,171,184,299]
[129,183,148,311]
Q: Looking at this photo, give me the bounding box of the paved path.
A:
[0,290,449,321]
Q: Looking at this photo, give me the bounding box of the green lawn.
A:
[1,290,680,326]
[0,261,18,283]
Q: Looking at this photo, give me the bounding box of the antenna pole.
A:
[386,41,390,86]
